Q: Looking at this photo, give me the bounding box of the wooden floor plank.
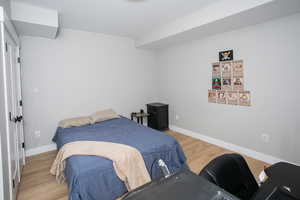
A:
[18,130,268,200]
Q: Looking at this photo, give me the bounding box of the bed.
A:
[52,117,187,200]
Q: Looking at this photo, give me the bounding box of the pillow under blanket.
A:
[58,116,92,128]
[90,109,120,124]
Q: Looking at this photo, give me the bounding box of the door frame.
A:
[5,34,19,200]
[0,7,21,200]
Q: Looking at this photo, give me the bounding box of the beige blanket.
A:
[50,141,151,191]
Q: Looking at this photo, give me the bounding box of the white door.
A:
[14,46,25,176]
[4,29,22,200]
[10,44,25,182]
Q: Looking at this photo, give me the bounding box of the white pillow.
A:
[58,116,92,128]
[90,109,120,124]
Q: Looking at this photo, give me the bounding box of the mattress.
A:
[52,117,186,200]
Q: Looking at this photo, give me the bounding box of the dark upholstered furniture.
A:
[251,162,300,200]
[199,153,259,200]
[123,169,240,200]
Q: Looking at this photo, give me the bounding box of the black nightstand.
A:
[147,103,169,130]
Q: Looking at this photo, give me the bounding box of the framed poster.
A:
[232,76,244,91]
[212,77,221,90]
[221,61,232,77]
[222,77,232,91]
[212,62,221,77]
[233,60,244,77]
[227,91,238,105]
[217,90,226,104]
[208,90,217,103]
[239,91,251,106]
[219,50,233,61]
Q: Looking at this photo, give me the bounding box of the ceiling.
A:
[12,0,217,39]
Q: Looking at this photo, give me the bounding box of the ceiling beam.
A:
[11,2,59,39]
[136,0,300,49]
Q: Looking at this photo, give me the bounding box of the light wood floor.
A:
[17,130,268,200]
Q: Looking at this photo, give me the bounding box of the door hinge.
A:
[22,142,25,148]
[12,179,15,189]
[5,42,8,52]
[9,112,12,121]
[19,100,23,106]
[17,57,21,64]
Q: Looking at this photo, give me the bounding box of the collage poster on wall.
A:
[233,60,244,76]
[212,62,221,77]
[227,91,239,105]
[239,91,251,106]
[208,51,251,106]
[221,61,232,77]
[222,77,232,91]
[232,77,244,91]
[232,60,244,91]
[208,90,217,103]
[217,91,226,104]
[212,77,221,90]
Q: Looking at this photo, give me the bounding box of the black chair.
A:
[265,187,300,200]
[199,153,259,200]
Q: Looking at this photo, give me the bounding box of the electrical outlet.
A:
[175,114,180,120]
[34,130,41,138]
[261,133,270,143]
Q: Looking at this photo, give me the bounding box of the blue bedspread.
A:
[53,117,186,200]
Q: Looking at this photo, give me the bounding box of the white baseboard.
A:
[170,125,289,165]
[25,143,57,157]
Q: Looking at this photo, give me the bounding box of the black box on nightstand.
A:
[146,103,169,131]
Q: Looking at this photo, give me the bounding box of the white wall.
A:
[20,13,300,165]
[157,13,300,164]
[20,29,158,150]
